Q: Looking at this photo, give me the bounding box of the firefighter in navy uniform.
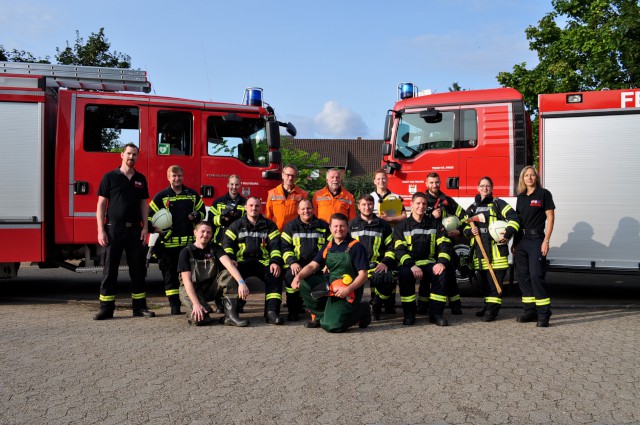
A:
[514,166,555,327]
[208,174,246,245]
[425,172,467,315]
[95,143,153,320]
[394,192,453,326]
[149,165,206,315]
[223,196,285,325]
[281,199,330,321]
[349,194,396,321]
[208,174,246,312]
[463,177,520,322]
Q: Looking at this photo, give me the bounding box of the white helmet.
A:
[442,216,460,232]
[488,220,508,244]
[151,208,173,231]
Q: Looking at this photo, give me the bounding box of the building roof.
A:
[288,138,383,177]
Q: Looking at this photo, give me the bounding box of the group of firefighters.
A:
[94,143,555,332]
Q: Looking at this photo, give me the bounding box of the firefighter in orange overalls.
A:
[265,164,308,231]
[312,168,356,224]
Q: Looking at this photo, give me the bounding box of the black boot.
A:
[417,300,429,315]
[429,315,449,326]
[265,298,284,325]
[132,298,155,317]
[383,295,396,315]
[370,294,383,321]
[359,302,372,329]
[287,293,301,322]
[449,299,462,315]
[224,297,250,327]
[475,306,487,317]
[402,302,416,326]
[94,308,114,320]
[168,294,182,315]
[214,297,224,314]
[517,310,538,323]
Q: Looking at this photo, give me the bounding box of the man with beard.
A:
[223,197,285,325]
[281,199,330,321]
[312,168,356,223]
[94,143,153,320]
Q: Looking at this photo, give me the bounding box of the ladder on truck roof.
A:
[0,61,151,93]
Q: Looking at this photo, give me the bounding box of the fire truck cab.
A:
[0,61,294,277]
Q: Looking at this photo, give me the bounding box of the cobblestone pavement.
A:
[1,266,639,424]
[1,298,639,424]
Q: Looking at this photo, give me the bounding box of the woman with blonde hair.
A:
[514,166,555,327]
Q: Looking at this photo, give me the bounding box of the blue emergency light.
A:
[244,87,263,106]
[398,82,416,100]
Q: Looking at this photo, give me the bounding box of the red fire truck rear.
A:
[0,61,295,277]
[381,83,639,273]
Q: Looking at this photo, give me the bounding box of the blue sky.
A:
[1,0,552,139]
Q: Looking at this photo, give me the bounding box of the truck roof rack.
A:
[0,61,151,93]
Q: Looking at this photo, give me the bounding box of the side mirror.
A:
[383,114,394,141]
[266,121,280,149]
[284,122,297,137]
[420,108,442,123]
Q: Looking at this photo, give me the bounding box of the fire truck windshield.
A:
[206,116,269,166]
[394,111,455,159]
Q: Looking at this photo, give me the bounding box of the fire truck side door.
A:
[69,93,149,244]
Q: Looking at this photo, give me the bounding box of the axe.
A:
[465,214,502,294]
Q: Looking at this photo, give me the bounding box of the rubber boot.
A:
[517,309,538,323]
[214,297,224,314]
[224,297,250,327]
[168,294,182,315]
[402,302,416,326]
[370,294,383,321]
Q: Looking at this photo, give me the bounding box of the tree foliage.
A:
[497,0,640,116]
[280,139,330,193]
[0,46,49,63]
[56,28,131,68]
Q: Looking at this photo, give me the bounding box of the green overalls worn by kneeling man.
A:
[300,237,369,332]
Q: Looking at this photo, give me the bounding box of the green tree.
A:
[497,0,640,116]
[280,139,330,193]
[343,172,375,200]
[448,82,466,92]
[0,45,49,63]
[56,28,131,68]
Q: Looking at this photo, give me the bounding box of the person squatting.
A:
[94,165,555,330]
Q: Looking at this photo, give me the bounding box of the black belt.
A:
[108,221,134,228]
[522,228,544,235]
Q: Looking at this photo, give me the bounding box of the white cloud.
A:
[313,101,369,138]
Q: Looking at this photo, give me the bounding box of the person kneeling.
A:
[291,213,371,333]
[178,221,249,327]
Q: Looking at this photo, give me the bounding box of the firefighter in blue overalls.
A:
[149,165,206,315]
[349,194,396,321]
[222,196,285,325]
[281,199,330,321]
[426,172,467,315]
[291,213,371,332]
[463,177,520,322]
[394,191,453,326]
[514,166,555,327]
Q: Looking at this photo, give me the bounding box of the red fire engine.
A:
[382,83,639,273]
[0,61,295,277]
